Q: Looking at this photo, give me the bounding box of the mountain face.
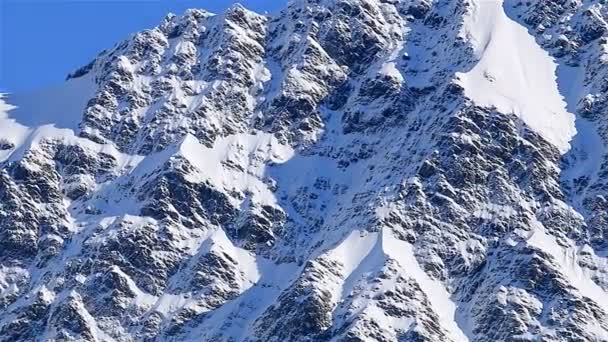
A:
[2,0,608,340]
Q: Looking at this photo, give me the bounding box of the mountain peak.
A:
[2,0,608,341]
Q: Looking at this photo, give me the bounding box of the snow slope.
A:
[457,0,576,153]
[382,229,469,342]
[5,74,96,131]
[0,75,97,162]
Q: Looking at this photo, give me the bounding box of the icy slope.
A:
[1,0,608,341]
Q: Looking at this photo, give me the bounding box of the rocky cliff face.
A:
[1,0,608,341]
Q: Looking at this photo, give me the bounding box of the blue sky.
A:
[0,0,286,92]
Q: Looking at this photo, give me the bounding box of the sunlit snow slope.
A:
[457,0,576,153]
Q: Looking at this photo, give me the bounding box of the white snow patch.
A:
[0,266,29,300]
[325,230,379,276]
[457,0,576,153]
[117,55,135,74]
[111,265,157,308]
[150,228,260,316]
[523,221,608,323]
[0,95,30,161]
[38,285,56,303]
[206,228,261,288]
[382,229,469,342]
[178,133,293,205]
[380,62,404,83]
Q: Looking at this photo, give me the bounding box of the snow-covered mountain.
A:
[1,0,608,340]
